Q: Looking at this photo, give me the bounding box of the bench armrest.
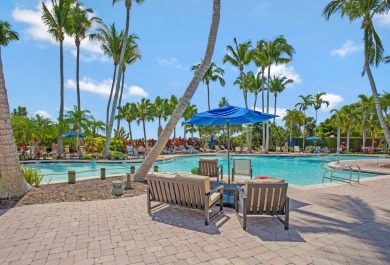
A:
[209,184,224,195]
[236,185,247,199]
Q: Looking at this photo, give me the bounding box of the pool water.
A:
[25,155,384,186]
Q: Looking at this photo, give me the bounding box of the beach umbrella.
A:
[289,137,294,147]
[306,136,322,141]
[210,135,215,148]
[63,132,83,138]
[183,105,277,183]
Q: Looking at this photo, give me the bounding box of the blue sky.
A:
[2,0,390,139]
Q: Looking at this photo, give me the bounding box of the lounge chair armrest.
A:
[209,184,224,195]
[236,185,247,199]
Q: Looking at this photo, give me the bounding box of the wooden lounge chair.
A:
[242,146,249,153]
[198,158,223,182]
[232,159,252,183]
[235,178,289,230]
[235,146,242,153]
[147,173,224,225]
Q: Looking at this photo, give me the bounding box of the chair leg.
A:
[147,188,151,213]
[242,199,247,230]
[205,200,210,226]
[285,197,289,230]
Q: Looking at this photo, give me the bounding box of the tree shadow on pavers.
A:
[290,192,390,256]
[148,204,229,234]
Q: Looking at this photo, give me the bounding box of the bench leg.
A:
[147,187,151,213]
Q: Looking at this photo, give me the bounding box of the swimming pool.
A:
[25,155,385,186]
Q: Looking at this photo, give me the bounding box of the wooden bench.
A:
[198,158,223,182]
[147,173,224,225]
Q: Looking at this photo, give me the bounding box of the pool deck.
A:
[1,176,389,264]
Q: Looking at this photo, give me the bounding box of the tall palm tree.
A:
[295,94,313,149]
[63,105,92,155]
[152,96,169,137]
[167,95,179,139]
[104,0,145,158]
[31,114,56,145]
[340,104,360,152]
[249,72,264,111]
[218,96,229,107]
[116,34,141,132]
[183,103,198,138]
[90,22,123,128]
[68,2,101,111]
[223,38,252,108]
[323,0,390,146]
[269,75,294,123]
[259,36,295,151]
[190,61,225,110]
[283,109,305,142]
[0,20,30,198]
[312,92,329,127]
[330,108,343,151]
[357,94,373,149]
[136,98,153,142]
[118,102,137,143]
[134,0,221,180]
[42,0,76,158]
[87,117,106,137]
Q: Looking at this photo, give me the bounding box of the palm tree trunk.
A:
[346,128,350,152]
[107,65,117,128]
[207,83,210,110]
[265,66,271,152]
[76,44,81,111]
[57,40,65,158]
[273,93,277,123]
[364,61,390,145]
[0,47,30,198]
[116,71,126,133]
[362,114,366,149]
[134,0,220,180]
[337,123,340,150]
[103,5,131,157]
[127,121,132,143]
[261,69,265,151]
[142,120,146,142]
[371,130,375,150]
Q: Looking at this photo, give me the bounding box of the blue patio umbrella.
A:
[63,132,83,138]
[306,136,322,141]
[210,135,215,148]
[289,137,294,147]
[184,105,277,183]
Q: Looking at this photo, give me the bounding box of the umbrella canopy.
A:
[184,105,278,183]
[289,137,294,147]
[306,136,322,141]
[63,132,83,138]
[210,135,215,148]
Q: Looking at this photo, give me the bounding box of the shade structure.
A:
[184,105,278,183]
[306,136,322,141]
[63,132,83,138]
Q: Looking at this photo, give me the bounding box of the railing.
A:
[322,165,361,185]
[322,153,340,165]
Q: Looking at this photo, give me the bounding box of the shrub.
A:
[109,151,127,160]
[21,165,44,187]
[110,138,126,152]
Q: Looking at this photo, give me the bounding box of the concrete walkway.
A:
[1,177,389,265]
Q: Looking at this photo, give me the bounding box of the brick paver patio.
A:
[1,177,389,265]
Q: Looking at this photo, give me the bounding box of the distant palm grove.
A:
[1,0,389,197]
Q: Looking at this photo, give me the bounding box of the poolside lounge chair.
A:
[275,146,281,153]
[215,145,227,153]
[232,159,252,183]
[235,146,242,153]
[147,173,224,225]
[242,146,249,153]
[127,145,135,158]
[198,158,223,182]
[322,147,330,154]
[294,146,300,153]
[314,146,322,153]
[235,178,289,230]
[304,146,312,153]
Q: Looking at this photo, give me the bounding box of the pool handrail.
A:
[322,165,361,185]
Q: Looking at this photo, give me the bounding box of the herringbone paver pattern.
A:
[0,177,389,265]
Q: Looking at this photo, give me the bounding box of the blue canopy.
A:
[306,136,322,141]
[183,105,278,126]
[184,105,277,183]
[63,132,83,138]
[289,137,294,147]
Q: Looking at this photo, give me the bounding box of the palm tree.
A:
[104,0,145,158]
[223,38,252,108]
[90,22,123,128]
[116,34,141,132]
[0,20,29,198]
[269,75,294,123]
[295,94,313,150]
[218,96,229,107]
[136,98,153,141]
[87,117,106,137]
[134,0,221,180]
[330,108,343,151]
[167,95,179,139]
[68,2,101,111]
[249,72,264,111]
[152,96,169,137]
[323,0,390,146]
[31,114,56,145]
[190,61,225,110]
[63,105,92,155]
[183,103,198,138]
[357,94,373,149]
[42,0,76,158]
[340,104,360,152]
[283,109,305,143]
[312,92,329,127]
[119,102,137,143]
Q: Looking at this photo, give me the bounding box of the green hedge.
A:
[292,137,380,152]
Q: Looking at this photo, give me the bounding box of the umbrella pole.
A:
[227,119,230,184]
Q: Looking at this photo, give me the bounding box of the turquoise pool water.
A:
[25,155,385,186]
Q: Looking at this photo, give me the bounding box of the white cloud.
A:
[158,57,184,69]
[376,13,390,28]
[266,64,302,84]
[321,93,344,111]
[125,86,148,97]
[34,110,52,119]
[12,1,104,61]
[330,40,363,57]
[66,77,113,96]
[255,107,287,120]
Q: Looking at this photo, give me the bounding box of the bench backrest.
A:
[244,182,288,215]
[147,174,210,210]
[199,158,219,177]
[233,159,251,176]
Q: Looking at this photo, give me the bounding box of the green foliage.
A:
[110,138,125,152]
[108,151,127,160]
[81,153,101,159]
[191,167,199,174]
[21,165,44,187]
